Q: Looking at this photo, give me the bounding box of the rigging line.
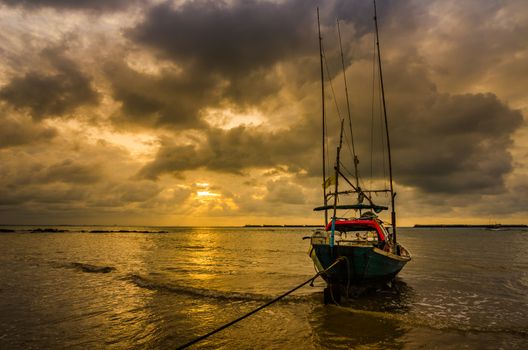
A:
[343,136,355,175]
[341,165,371,203]
[371,30,387,191]
[318,7,328,225]
[336,168,374,206]
[325,109,330,175]
[321,25,357,182]
[339,109,356,178]
[339,161,355,181]
[320,44,340,175]
[322,85,330,173]
[322,49,343,123]
[340,162,361,185]
[322,45,356,182]
[323,46,352,180]
[338,161,381,206]
[341,127,355,172]
[378,72,387,189]
[337,18,359,188]
[339,160,352,176]
[374,0,398,249]
[339,117,354,160]
[344,134,354,159]
[324,91,330,179]
[369,27,377,192]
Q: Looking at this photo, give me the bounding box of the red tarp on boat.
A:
[325,219,386,241]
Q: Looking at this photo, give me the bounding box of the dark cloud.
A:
[0,184,87,207]
[41,159,103,185]
[138,120,320,179]
[0,154,98,207]
[392,92,522,194]
[85,180,162,207]
[265,178,306,205]
[414,1,528,97]
[321,41,524,197]
[349,52,525,196]
[108,0,320,127]
[0,0,136,11]
[105,58,288,129]
[130,0,315,78]
[0,156,102,189]
[105,62,220,129]
[138,58,523,200]
[0,108,57,148]
[1,0,527,224]
[0,50,98,119]
[112,0,419,130]
[0,141,164,220]
[329,0,424,30]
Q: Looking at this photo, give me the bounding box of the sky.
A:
[0,0,527,226]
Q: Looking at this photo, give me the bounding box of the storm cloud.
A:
[138,121,320,179]
[0,0,527,225]
[0,108,57,148]
[130,0,315,78]
[105,62,216,129]
[0,50,98,120]
[393,92,522,194]
[109,0,318,128]
[0,0,137,11]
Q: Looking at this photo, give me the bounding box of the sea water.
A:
[0,226,527,349]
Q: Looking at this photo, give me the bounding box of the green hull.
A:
[310,243,410,288]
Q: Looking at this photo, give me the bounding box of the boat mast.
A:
[317,8,328,225]
[330,119,345,249]
[337,19,360,193]
[373,0,397,249]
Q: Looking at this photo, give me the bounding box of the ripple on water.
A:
[124,273,317,304]
[52,262,117,273]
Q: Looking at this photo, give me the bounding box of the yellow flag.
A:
[322,175,336,189]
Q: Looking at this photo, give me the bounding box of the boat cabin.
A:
[322,217,390,248]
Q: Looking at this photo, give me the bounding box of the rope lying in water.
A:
[176,257,345,350]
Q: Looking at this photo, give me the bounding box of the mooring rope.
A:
[176,257,345,350]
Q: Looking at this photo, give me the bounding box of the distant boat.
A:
[307,2,411,302]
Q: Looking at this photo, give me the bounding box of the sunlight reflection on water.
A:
[0,227,527,349]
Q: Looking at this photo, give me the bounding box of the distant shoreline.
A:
[2,224,526,230]
[414,224,528,228]
[244,224,323,228]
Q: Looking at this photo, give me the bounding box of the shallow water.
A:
[1,226,527,349]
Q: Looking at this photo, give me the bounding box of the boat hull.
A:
[309,243,410,291]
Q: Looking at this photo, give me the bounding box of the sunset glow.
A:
[0,0,527,226]
[196,191,220,198]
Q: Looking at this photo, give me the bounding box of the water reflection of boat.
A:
[309,298,408,349]
[343,277,415,313]
[307,2,411,301]
[309,278,413,348]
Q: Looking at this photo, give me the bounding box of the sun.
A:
[196,191,220,198]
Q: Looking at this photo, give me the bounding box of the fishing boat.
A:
[307,2,411,301]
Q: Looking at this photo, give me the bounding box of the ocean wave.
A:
[65,262,116,273]
[88,230,169,233]
[126,273,313,304]
[0,228,16,233]
[170,245,208,250]
[332,304,528,337]
[31,228,69,233]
